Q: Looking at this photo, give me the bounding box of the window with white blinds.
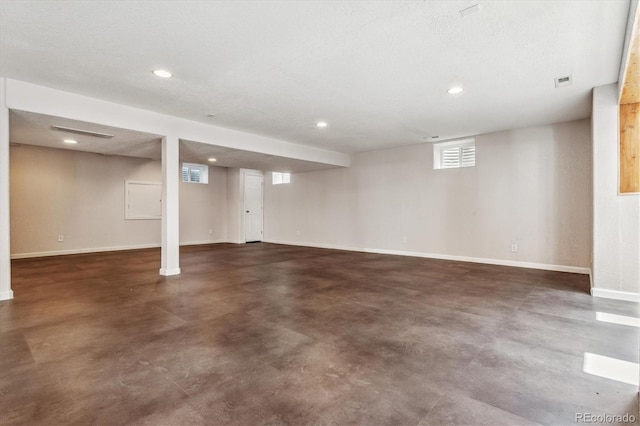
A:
[272,172,291,185]
[433,139,476,169]
[182,163,209,184]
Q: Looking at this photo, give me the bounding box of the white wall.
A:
[226,168,242,244]
[592,83,640,300]
[10,145,228,257]
[10,145,161,256]
[0,79,12,300]
[179,165,227,244]
[265,119,593,271]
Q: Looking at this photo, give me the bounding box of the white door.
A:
[243,173,263,242]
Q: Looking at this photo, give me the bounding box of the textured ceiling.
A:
[180,140,340,173]
[10,111,163,159]
[9,111,333,172]
[0,0,632,153]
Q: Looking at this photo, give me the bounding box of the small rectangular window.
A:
[272,172,291,185]
[433,138,476,169]
[182,163,209,184]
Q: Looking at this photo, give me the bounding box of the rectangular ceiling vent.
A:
[459,4,480,17]
[51,125,114,138]
[554,75,573,88]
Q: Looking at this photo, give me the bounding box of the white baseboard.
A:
[9,239,595,281]
[0,289,13,301]
[11,243,162,259]
[263,239,590,275]
[591,288,640,302]
[262,239,361,252]
[365,248,591,274]
[10,239,228,259]
[180,239,226,246]
[159,267,181,276]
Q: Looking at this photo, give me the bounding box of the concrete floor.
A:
[1,243,638,425]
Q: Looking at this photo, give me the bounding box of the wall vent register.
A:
[554,75,573,88]
[433,138,476,169]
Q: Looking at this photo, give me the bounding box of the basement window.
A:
[182,163,209,184]
[433,138,476,169]
[272,172,291,185]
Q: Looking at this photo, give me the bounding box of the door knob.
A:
[246,210,250,213]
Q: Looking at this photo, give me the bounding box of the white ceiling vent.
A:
[459,4,480,17]
[554,75,573,88]
[51,125,114,138]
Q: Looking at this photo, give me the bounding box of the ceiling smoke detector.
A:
[554,75,573,88]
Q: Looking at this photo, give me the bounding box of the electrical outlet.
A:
[57,234,64,242]
[511,244,518,252]
[296,230,301,236]
[209,229,213,235]
[402,236,408,243]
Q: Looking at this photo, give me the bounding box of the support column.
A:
[160,135,180,276]
[0,78,13,300]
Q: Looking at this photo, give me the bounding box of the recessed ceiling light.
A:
[207,113,216,118]
[208,157,217,162]
[431,136,439,139]
[447,86,464,94]
[316,121,328,128]
[63,139,78,144]
[152,69,173,78]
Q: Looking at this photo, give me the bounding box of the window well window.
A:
[433,138,476,169]
[272,172,291,185]
[182,163,209,184]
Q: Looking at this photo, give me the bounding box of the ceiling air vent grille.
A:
[51,125,114,138]
[554,75,573,88]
